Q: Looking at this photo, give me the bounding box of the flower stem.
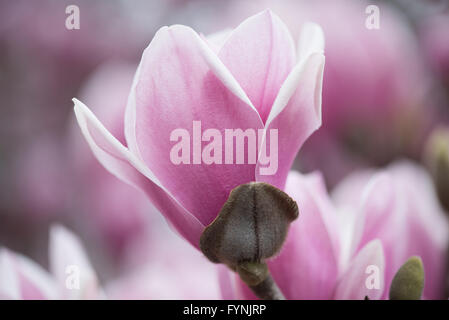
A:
[235,261,285,300]
[248,274,285,300]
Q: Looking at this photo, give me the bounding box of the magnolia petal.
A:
[49,225,99,299]
[15,254,57,299]
[217,265,238,300]
[129,25,263,226]
[218,10,296,123]
[124,62,144,160]
[257,53,324,189]
[268,171,339,299]
[74,98,205,248]
[204,28,232,53]
[297,22,325,63]
[351,173,398,257]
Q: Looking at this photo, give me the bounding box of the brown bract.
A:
[200,182,299,268]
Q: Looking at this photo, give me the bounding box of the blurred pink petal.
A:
[0,250,21,299]
[335,240,385,300]
[217,265,237,300]
[105,216,221,300]
[333,161,449,299]
[49,225,100,299]
[0,249,57,300]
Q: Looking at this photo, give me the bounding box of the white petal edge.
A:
[0,249,21,299]
[255,53,325,181]
[74,98,163,187]
[264,52,324,128]
[264,20,325,127]
[49,225,98,299]
[15,253,58,300]
[297,22,325,63]
[349,173,392,258]
[124,61,143,160]
[205,28,233,52]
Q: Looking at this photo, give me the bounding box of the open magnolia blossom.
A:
[220,161,449,299]
[0,225,101,300]
[73,10,325,249]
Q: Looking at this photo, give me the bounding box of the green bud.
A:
[389,256,425,300]
[200,182,298,270]
[424,127,449,212]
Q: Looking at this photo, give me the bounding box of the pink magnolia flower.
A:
[333,161,449,299]
[73,10,325,248]
[221,161,448,299]
[0,225,101,300]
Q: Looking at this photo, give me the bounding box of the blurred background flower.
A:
[1,0,449,299]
